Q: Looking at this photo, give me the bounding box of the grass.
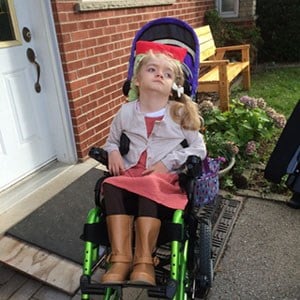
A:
[231,66,300,118]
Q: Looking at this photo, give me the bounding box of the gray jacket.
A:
[104,100,207,172]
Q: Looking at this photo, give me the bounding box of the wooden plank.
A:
[198,82,218,92]
[195,26,216,61]
[7,277,42,299]
[0,262,15,284]
[197,31,214,44]
[227,62,249,82]
[194,25,212,37]
[199,66,220,82]
[0,272,28,299]
[33,285,73,300]
[199,62,249,83]
[0,235,82,295]
[199,43,216,61]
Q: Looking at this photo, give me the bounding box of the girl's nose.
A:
[155,72,163,79]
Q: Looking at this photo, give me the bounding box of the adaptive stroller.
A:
[80,18,218,299]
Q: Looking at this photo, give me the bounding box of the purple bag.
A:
[192,157,224,207]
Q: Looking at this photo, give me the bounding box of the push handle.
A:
[26,48,41,93]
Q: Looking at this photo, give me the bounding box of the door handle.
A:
[26,48,41,93]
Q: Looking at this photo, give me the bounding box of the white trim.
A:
[0,0,22,48]
[216,0,239,18]
[42,1,77,164]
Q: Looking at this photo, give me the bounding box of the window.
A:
[0,0,21,47]
[216,0,239,18]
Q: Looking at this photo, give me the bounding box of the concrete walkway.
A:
[0,160,299,299]
[208,196,300,300]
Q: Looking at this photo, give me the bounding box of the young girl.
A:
[101,41,207,286]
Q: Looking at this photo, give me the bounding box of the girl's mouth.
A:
[152,79,164,84]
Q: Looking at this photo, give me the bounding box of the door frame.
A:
[38,1,77,165]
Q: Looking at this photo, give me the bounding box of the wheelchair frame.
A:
[80,157,214,300]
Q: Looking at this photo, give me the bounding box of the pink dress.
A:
[103,116,188,210]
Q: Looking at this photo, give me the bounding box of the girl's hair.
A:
[133,50,202,131]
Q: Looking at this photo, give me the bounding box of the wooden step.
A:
[0,235,82,295]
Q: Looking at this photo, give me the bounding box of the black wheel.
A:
[191,219,213,299]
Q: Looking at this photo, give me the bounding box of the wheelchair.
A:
[79,144,217,300]
[79,17,219,299]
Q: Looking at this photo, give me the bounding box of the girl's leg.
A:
[102,182,174,218]
[137,195,174,219]
[102,184,174,285]
[130,196,174,285]
[100,183,135,284]
[102,182,137,215]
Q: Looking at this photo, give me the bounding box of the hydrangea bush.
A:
[199,96,286,172]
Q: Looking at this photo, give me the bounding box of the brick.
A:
[77,66,94,78]
[72,96,90,109]
[71,30,89,41]
[67,88,81,100]
[65,70,78,82]
[82,101,98,114]
[62,51,77,61]
[83,56,99,67]
[67,78,87,91]
[65,60,83,73]
[63,41,82,52]
[94,19,109,28]
[89,90,105,102]
[80,83,98,96]
[60,22,78,33]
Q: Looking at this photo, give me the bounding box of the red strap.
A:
[136,40,187,62]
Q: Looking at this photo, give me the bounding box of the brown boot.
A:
[101,215,133,284]
[130,217,161,285]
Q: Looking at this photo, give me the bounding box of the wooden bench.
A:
[195,25,251,111]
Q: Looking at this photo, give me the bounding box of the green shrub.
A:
[199,97,286,170]
[204,9,263,64]
[256,0,300,63]
[199,96,287,191]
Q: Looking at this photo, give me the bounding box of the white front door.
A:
[0,0,77,191]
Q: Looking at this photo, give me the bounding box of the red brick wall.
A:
[51,0,214,160]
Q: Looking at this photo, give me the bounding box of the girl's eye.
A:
[164,72,173,79]
[147,67,156,72]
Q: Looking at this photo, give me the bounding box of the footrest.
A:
[147,279,178,299]
[80,275,177,299]
[80,275,116,295]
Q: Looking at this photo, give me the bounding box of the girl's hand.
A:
[142,161,168,175]
[108,150,125,176]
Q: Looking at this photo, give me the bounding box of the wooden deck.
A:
[0,261,149,300]
[0,261,80,300]
[0,260,149,300]
[0,235,82,295]
[0,235,147,300]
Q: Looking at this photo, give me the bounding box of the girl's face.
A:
[135,55,176,97]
